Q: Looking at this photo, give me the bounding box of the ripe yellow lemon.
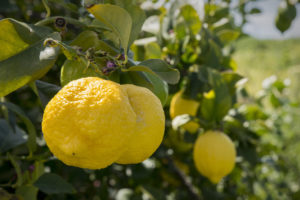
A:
[116,84,165,164]
[170,91,200,133]
[42,77,165,169]
[193,131,236,183]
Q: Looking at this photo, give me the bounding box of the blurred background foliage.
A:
[0,0,300,200]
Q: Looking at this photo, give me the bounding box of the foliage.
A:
[0,0,299,200]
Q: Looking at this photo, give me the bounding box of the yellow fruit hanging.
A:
[170,91,200,133]
[193,130,236,183]
[42,77,165,169]
[116,84,165,164]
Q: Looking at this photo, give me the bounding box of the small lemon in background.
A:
[42,77,165,169]
[193,130,236,184]
[170,91,200,133]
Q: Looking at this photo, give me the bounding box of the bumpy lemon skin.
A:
[116,84,165,164]
[193,131,236,184]
[42,77,136,169]
[170,91,200,133]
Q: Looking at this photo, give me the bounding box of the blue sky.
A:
[243,0,300,39]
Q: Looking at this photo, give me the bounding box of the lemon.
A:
[116,84,165,164]
[193,130,236,183]
[170,91,200,133]
[42,77,165,169]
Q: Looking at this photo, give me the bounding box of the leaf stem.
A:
[42,0,51,18]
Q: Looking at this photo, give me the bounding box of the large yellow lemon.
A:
[42,77,165,169]
[193,131,236,183]
[116,84,165,164]
[170,91,200,133]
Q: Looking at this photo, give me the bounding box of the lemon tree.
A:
[0,0,299,200]
[0,1,178,199]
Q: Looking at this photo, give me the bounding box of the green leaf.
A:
[145,42,162,59]
[138,59,180,84]
[221,72,244,96]
[87,4,132,56]
[275,1,297,33]
[249,8,261,14]
[179,5,202,36]
[124,65,155,75]
[60,59,104,86]
[70,30,99,51]
[120,71,154,92]
[200,69,232,121]
[0,18,52,62]
[114,0,146,47]
[144,73,168,106]
[34,173,76,194]
[0,102,37,154]
[0,32,61,97]
[16,185,38,200]
[120,69,168,105]
[96,40,118,56]
[35,80,61,107]
[0,119,27,153]
[217,29,240,44]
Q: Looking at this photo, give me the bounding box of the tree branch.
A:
[167,157,202,200]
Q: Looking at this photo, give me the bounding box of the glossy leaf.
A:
[138,59,180,84]
[144,73,168,106]
[60,59,104,86]
[0,18,52,61]
[200,70,232,121]
[70,30,99,51]
[114,0,146,47]
[35,80,61,107]
[145,42,162,59]
[87,4,132,55]
[0,102,37,153]
[126,71,154,90]
[34,173,76,194]
[0,119,27,153]
[0,32,61,97]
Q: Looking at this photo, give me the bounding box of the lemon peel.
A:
[193,130,236,183]
[170,91,200,133]
[42,77,165,169]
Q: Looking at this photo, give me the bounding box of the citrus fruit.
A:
[170,91,200,133]
[116,84,165,164]
[193,130,236,183]
[42,77,165,169]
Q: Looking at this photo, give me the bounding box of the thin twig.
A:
[167,157,202,200]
